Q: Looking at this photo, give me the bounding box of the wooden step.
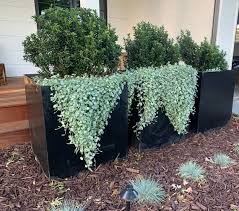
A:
[0,120,29,134]
[0,95,27,108]
[0,77,30,149]
[0,129,30,148]
[0,120,30,149]
[0,104,28,124]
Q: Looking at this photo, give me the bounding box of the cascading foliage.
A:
[126,63,198,135]
[37,63,197,169]
[38,74,126,169]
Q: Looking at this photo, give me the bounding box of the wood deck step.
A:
[0,129,30,148]
[0,77,30,148]
[0,120,29,134]
[0,95,27,108]
[0,104,28,123]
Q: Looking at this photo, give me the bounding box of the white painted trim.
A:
[80,0,100,15]
[215,0,239,69]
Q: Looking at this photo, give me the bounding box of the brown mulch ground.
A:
[1,118,239,211]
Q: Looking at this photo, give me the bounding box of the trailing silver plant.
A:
[38,74,126,169]
[126,63,198,135]
[37,63,197,168]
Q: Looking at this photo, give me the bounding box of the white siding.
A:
[108,0,215,45]
[0,0,38,76]
[216,0,239,69]
[81,0,100,14]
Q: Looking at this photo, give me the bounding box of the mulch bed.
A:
[1,118,239,211]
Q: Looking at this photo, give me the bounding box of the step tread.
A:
[0,129,30,149]
[0,120,29,134]
[0,104,28,124]
[0,77,27,108]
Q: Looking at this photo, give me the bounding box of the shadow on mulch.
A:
[1,118,239,211]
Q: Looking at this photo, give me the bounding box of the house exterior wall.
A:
[81,0,100,14]
[107,0,130,45]
[108,0,215,45]
[0,0,38,77]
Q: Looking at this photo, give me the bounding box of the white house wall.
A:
[108,0,215,45]
[81,0,100,14]
[0,0,38,76]
[107,0,130,46]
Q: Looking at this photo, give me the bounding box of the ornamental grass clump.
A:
[125,22,180,69]
[178,161,205,181]
[51,201,85,211]
[23,7,121,78]
[212,153,235,167]
[38,73,126,169]
[131,178,165,205]
[234,143,239,154]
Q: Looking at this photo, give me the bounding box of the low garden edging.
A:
[25,75,128,178]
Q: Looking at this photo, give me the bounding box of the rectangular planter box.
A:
[139,109,182,150]
[191,70,235,133]
[128,91,182,150]
[24,75,128,178]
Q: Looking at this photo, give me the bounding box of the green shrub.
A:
[212,153,234,167]
[178,161,205,181]
[197,39,228,71]
[38,73,126,169]
[125,22,180,69]
[23,7,121,78]
[177,30,199,67]
[177,31,228,71]
[126,63,198,135]
[131,178,165,205]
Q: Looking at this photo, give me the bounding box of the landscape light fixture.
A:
[120,184,138,211]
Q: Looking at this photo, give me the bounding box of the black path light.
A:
[120,184,138,211]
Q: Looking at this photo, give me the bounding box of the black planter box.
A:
[191,70,235,133]
[139,110,183,150]
[128,91,182,150]
[25,75,128,178]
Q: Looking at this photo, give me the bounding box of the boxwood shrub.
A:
[125,22,180,69]
[177,30,228,71]
[23,7,121,78]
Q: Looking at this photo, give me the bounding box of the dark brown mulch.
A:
[1,118,239,211]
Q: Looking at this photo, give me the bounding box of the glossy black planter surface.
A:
[191,70,235,133]
[25,76,128,178]
[139,110,182,149]
[128,100,182,150]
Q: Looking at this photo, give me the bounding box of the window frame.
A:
[99,0,108,23]
[34,0,80,16]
